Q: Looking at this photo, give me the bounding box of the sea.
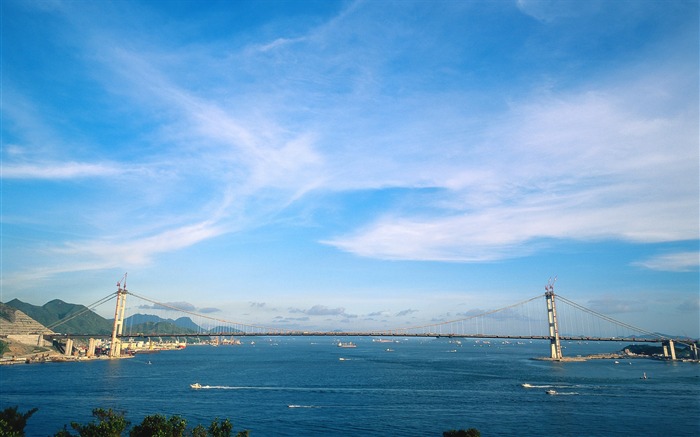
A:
[2,337,699,436]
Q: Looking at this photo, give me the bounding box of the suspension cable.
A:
[392,294,544,333]
[46,292,117,331]
[556,295,665,339]
[127,290,293,333]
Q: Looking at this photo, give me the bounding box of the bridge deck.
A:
[45,332,693,344]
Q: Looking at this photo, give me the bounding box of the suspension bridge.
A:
[46,276,698,362]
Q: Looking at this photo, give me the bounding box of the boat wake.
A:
[521,383,579,389]
[287,405,319,408]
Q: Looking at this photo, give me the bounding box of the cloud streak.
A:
[632,252,700,272]
[323,66,698,261]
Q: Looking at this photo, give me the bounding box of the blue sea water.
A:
[1,337,699,436]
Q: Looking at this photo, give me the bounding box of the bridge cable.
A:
[392,294,543,333]
[556,295,665,339]
[126,291,294,334]
[45,292,117,331]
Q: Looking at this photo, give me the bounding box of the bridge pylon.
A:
[545,279,563,360]
[109,274,128,358]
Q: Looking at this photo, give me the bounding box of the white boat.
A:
[190,383,202,389]
[546,389,557,395]
[337,342,357,348]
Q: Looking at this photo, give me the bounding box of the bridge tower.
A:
[109,274,128,358]
[544,278,563,360]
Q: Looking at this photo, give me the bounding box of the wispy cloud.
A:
[2,162,123,179]
[323,63,699,261]
[396,309,418,317]
[289,305,355,318]
[587,298,648,314]
[632,252,700,272]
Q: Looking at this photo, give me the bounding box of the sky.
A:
[1,0,698,337]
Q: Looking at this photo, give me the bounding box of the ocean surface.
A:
[2,337,699,436]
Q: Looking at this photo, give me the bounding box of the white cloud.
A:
[323,63,699,261]
[633,252,700,272]
[516,0,603,23]
[587,298,648,314]
[2,162,123,179]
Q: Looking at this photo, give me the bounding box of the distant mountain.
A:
[123,313,201,334]
[5,299,112,335]
[174,317,200,331]
[3,300,203,337]
[0,302,54,335]
[207,325,242,334]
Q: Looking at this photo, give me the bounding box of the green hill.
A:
[125,321,199,336]
[4,300,205,337]
[5,299,113,335]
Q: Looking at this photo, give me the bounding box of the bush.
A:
[0,406,38,437]
[443,429,481,437]
[50,409,248,437]
[54,408,130,437]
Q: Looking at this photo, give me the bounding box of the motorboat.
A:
[337,342,357,348]
[546,389,557,395]
[190,383,202,389]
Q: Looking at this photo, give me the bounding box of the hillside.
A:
[5,299,112,335]
[3,300,204,337]
[0,302,54,336]
[123,314,201,336]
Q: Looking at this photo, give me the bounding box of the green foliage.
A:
[0,340,8,356]
[5,299,112,335]
[61,408,130,437]
[49,410,248,437]
[191,425,208,437]
[207,418,232,437]
[129,414,187,437]
[0,406,38,437]
[443,428,481,437]
[0,303,17,323]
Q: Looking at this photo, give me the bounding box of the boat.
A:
[190,383,202,389]
[641,372,647,380]
[546,389,557,395]
[337,342,357,348]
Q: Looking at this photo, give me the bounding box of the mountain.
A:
[123,314,201,334]
[5,299,112,335]
[208,325,242,334]
[3,300,203,337]
[0,302,54,336]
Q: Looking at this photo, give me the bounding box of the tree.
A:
[0,406,38,437]
[54,411,248,437]
[0,340,9,356]
[56,408,130,437]
[207,418,233,437]
[443,428,481,437]
[129,414,187,437]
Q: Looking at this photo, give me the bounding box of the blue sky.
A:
[1,0,698,336]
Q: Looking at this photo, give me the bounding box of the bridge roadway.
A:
[45,331,695,344]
